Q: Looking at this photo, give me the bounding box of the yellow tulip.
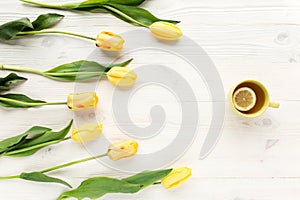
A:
[95,31,124,51]
[67,92,98,111]
[71,122,103,142]
[161,167,192,189]
[149,21,183,40]
[106,67,137,86]
[107,140,138,161]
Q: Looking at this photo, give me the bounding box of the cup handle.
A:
[269,102,280,108]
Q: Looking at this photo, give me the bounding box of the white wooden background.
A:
[0,0,300,199]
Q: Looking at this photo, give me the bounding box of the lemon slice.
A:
[233,87,257,111]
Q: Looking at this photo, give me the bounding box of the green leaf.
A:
[0,121,72,157]
[0,73,27,91]
[102,3,180,27]
[15,120,73,150]
[79,0,145,7]
[43,59,133,81]
[20,172,72,188]
[5,120,73,157]
[0,93,46,108]
[0,17,33,40]
[0,126,50,153]
[123,169,172,189]
[31,13,64,31]
[57,177,141,200]
[19,1,178,27]
[57,169,173,199]
[107,0,146,6]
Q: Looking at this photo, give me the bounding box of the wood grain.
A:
[0,0,299,199]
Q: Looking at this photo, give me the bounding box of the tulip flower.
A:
[161,167,192,189]
[149,21,183,40]
[107,140,138,161]
[67,92,98,111]
[71,122,103,142]
[95,31,125,51]
[0,13,125,52]
[106,67,137,86]
[0,140,138,187]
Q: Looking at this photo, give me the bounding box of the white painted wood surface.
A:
[0,0,300,199]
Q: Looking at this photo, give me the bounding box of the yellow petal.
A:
[161,167,192,189]
[71,123,103,142]
[67,92,98,111]
[149,21,183,40]
[96,31,124,51]
[107,140,138,161]
[106,67,137,86]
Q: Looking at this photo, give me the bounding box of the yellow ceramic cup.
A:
[229,80,280,118]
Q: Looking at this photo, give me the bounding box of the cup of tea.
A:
[229,80,280,118]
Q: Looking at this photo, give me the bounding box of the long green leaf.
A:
[0,13,64,41]
[20,172,72,188]
[123,169,172,189]
[79,0,145,6]
[0,17,33,40]
[57,169,173,199]
[15,120,72,150]
[43,59,132,81]
[0,121,72,157]
[0,93,46,108]
[57,177,141,200]
[102,3,180,27]
[5,120,73,157]
[0,126,50,153]
[31,13,64,31]
[0,73,27,91]
[19,0,179,27]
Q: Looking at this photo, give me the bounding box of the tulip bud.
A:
[71,122,103,142]
[107,140,138,161]
[149,21,183,40]
[161,167,192,189]
[67,92,98,111]
[106,67,137,86]
[95,31,124,51]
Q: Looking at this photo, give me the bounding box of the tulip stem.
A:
[17,30,96,41]
[0,65,44,76]
[0,65,106,80]
[39,153,108,173]
[20,0,78,10]
[0,174,20,180]
[0,96,67,107]
[102,5,149,27]
[0,152,107,180]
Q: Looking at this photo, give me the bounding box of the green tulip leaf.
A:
[0,120,72,157]
[8,120,73,157]
[31,13,64,31]
[123,169,172,189]
[0,13,64,40]
[57,169,174,199]
[0,17,33,40]
[0,73,27,91]
[0,126,51,153]
[79,0,145,7]
[20,0,179,27]
[106,0,146,6]
[0,93,46,108]
[43,59,133,81]
[20,172,72,188]
[57,177,142,200]
[102,3,180,27]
